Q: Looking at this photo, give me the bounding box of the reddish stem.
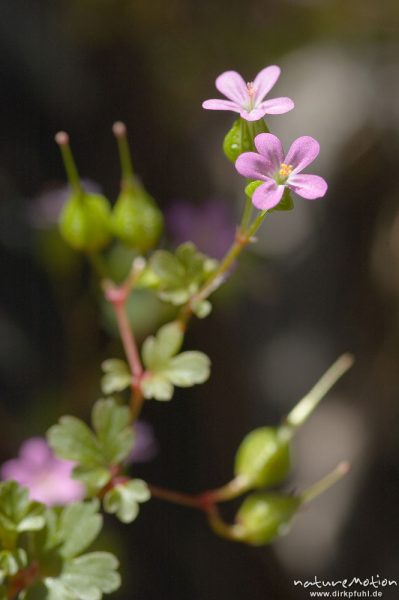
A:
[105,284,145,418]
[7,562,39,599]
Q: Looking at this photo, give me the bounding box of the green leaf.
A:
[142,322,183,371]
[100,359,131,395]
[149,250,184,287]
[103,479,150,523]
[0,548,27,580]
[48,399,134,495]
[234,427,291,488]
[47,418,103,468]
[0,482,45,540]
[191,300,212,319]
[62,552,120,600]
[59,501,102,559]
[71,467,111,495]
[32,553,120,600]
[140,324,211,401]
[165,352,210,387]
[140,374,174,401]
[149,243,218,307]
[91,398,134,464]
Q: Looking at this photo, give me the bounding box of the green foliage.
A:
[0,548,27,581]
[103,479,150,523]
[236,492,300,545]
[58,501,103,559]
[0,482,45,547]
[47,398,134,494]
[234,427,291,489]
[101,359,131,395]
[112,184,163,252]
[149,242,217,306]
[140,322,211,401]
[0,483,119,599]
[59,193,112,252]
[223,117,269,163]
[25,501,120,600]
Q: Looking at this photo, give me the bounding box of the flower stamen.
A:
[246,82,255,97]
[279,163,293,178]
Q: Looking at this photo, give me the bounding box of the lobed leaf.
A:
[103,479,150,524]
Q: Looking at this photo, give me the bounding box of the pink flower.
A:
[202,66,294,121]
[235,133,328,210]
[1,438,85,506]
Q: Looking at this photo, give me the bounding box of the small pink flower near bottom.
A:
[1,437,85,506]
[235,133,328,210]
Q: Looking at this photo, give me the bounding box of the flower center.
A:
[247,81,255,97]
[247,81,255,109]
[276,163,293,184]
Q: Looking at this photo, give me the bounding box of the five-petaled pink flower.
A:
[235,133,328,210]
[1,437,85,506]
[202,66,294,121]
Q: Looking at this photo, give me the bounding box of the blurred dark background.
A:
[1,0,399,598]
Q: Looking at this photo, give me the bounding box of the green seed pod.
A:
[55,131,112,252]
[236,492,300,546]
[234,426,291,489]
[111,121,163,252]
[223,117,269,163]
[112,185,163,252]
[59,192,112,252]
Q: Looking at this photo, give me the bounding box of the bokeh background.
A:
[1,0,399,598]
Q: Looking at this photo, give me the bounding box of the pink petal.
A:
[202,99,241,113]
[254,133,284,175]
[284,136,320,173]
[288,174,328,199]
[1,460,31,484]
[239,107,270,121]
[252,180,285,210]
[253,66,281,104]
[257,97,295,115]
[215,71,248,105]
[19,438,52,467]
[235,152,270,181]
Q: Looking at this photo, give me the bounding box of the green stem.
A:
[286,353,354,430]
[300,462,350,504]
[239,195,253,232]
[148,484,202,509]
[208,475,251,503]
[55,132,83,196]
[206,504,245,542]
[178,210,267,326]
[113,121,135,189]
